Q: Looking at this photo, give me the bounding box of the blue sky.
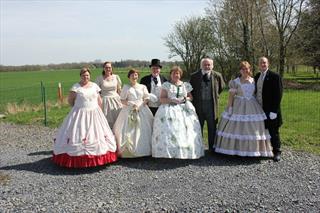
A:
[0,0,218,66]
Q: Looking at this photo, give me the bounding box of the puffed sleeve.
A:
[142,85,150,100]
[161,82,171,91]
[95,75,103,87]
[70,83,79,92]
[184,82,193,93]
[228,79,237,93]
[116,75,122,87]
[93,82,101,93]
[120,85,129,100]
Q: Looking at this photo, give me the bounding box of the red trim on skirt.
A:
[52,152,117,168]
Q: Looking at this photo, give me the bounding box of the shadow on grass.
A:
[0,150,272,175]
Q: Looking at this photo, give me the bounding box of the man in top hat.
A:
[140,59,168,115]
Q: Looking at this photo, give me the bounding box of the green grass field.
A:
[0,68,319,155]
[0,67,172,89]
[0,67,172,112]
[283,65,319,85]
[280,90,320,153]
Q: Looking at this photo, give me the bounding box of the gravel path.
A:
[0,122,319,212]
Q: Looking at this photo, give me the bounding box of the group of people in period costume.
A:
[52,56,283,168]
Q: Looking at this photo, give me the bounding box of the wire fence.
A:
[0,81,75,126]
[0,81,74,106]
[0,82,319,134]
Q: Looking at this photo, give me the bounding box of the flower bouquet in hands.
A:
[170,97,186,105]
[127,101,141,128]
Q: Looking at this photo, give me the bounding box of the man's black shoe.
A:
[273,152,281,162]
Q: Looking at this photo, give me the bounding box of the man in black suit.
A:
[190,57,225,152]
[140,59,167,115]
[255,57,283,162]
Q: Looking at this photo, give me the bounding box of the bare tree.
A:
[292,0,320,74]
[164,16,214,76]
[205,1,240,80]
[206,0,276,78]
[270,0,305,77]
[255,0,271,57]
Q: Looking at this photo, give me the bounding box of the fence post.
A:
[41,81,48,126]
[40,81,44,102]
[58,82,63,103]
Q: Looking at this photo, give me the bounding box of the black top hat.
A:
[149,59,162,68]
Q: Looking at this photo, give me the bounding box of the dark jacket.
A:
[254,70,283,128]
[140,74,167,93]
[190,70,225,120]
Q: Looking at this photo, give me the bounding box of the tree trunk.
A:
[279,36,285,77]
[291,65,296,75]
[243,23,250,61]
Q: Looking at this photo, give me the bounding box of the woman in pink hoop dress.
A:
[52,67,117,168]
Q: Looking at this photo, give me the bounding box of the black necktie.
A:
[203,73,210,83]
[153,77,158,85]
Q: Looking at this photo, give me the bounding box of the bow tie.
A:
[153,77,158,85]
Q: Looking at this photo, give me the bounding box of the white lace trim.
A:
[222,112,267,121]
[217,131,271,140]
[214,147,273,157]
[235,77,254,84]
[234,95,255,100]
[233,78,256,99]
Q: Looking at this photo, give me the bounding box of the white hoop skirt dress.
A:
[113,84,153,158]
[152,82,204,159]
[52,83,117,168]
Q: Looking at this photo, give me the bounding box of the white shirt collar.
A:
[151,75,161,86]
[151,75,160,79]
[260,69,268,80]
[260,69,268,74]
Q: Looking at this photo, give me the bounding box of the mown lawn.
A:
[280,90,320,154]
[283,66,319,85]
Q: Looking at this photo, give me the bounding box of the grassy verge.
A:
[280,90,320,154]
[283,69,319,90]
